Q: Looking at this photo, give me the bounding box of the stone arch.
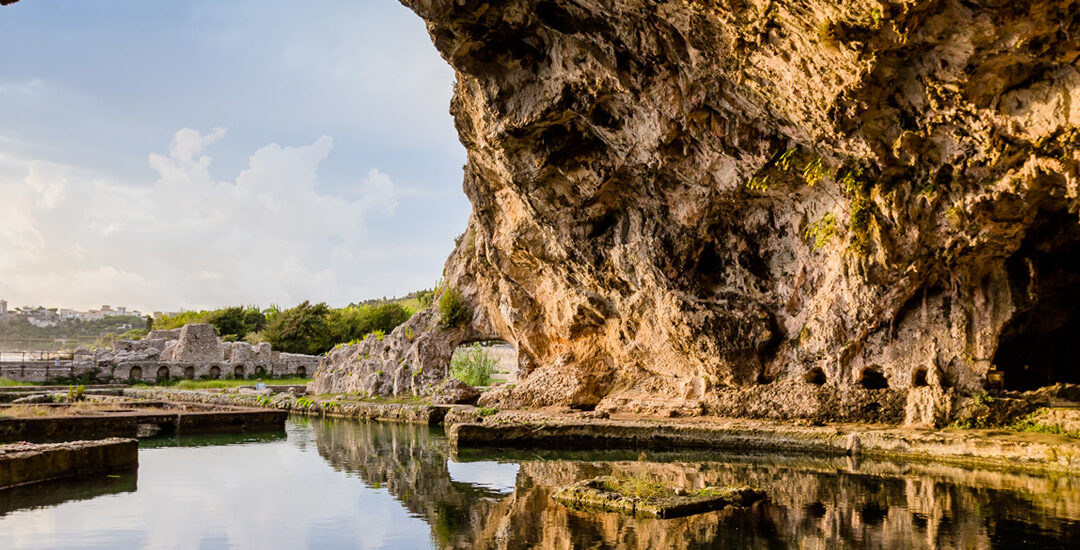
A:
[184,366,195,379]
[255,366,267,378]
[449,339,518,386]
[208,366,221,379]
[234,365,245,378]
[156,366,170,380]
[296,366,306,378]
[128,366,143,380]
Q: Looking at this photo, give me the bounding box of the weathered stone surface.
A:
[429,378,482,405]
[310,308,498,396]
[147,329,180,341]
[172,324,224,363]
[313,0,1080,421]
[160,340,178,362]
[228,342,254,365]
[0,438,138,489]
[272,352,317,375]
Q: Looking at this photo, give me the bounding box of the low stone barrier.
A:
[0,416,139,444]
[123,388,448,425]
[449,413,1080,473]
[0,438,138,489]
[0,403,287,443]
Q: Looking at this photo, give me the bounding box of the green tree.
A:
[206,307,246,339]
[264,301,333,354]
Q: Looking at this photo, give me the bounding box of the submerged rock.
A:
[552,476,765,519]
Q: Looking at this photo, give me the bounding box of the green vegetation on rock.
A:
[439,285,466,328]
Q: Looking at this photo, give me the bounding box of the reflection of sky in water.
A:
[0,423,435,550]
[445,460,520,494]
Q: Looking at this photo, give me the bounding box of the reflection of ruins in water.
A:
[312,419,1080,549]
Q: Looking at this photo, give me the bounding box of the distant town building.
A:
[2,303,144,325]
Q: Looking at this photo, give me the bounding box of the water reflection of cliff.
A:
[313,420,1080,549]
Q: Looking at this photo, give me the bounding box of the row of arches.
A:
[123,365,307,381]
[798,366,930,390]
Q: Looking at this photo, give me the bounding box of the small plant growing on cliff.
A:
[450,343,497,386]
[848,196,874,255]
[775,148,798,172]
[477,407,498,417]
[745,174,770,191]
[439,285,467,328]
[803,212,838,251]
[802,158,828,187]
[838,166,865,195]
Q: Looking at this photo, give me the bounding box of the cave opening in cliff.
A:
[450,340,517,386]
[857,367,889,390]
[993,209,1080,392]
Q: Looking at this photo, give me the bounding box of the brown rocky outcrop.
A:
[312,0,1080,422]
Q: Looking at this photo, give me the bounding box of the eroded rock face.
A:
[315,0,1080,420]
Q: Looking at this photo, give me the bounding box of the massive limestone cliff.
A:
[312,0,1080,423]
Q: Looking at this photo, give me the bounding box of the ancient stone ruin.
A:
[312,0,1080,425]
[79,324,318,382]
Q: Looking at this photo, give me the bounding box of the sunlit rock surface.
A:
[313,0,1080,420]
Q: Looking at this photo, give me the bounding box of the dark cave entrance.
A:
[992,209,1080,392]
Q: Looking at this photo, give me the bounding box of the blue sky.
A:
[0,0,469,312]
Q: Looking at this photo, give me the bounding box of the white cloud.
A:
[0,128,406,311]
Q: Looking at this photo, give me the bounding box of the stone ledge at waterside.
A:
[449,413,1080,474]
[0,438,138,489]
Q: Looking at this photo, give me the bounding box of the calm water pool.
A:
[2,417,1080,549]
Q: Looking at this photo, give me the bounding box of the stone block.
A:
[173,324,224,363]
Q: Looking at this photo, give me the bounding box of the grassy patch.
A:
[0,402,159,418]
[600,473,670,502]
[0,377,36,387]
[1008,414,1080,439]
[133,377,311,390]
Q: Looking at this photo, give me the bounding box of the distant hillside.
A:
[0,315,149,351]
